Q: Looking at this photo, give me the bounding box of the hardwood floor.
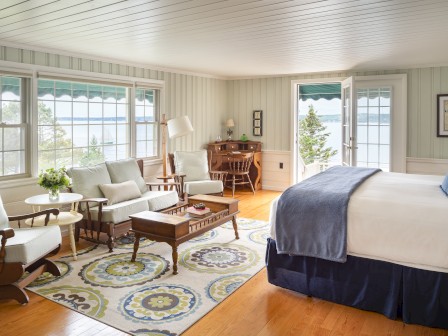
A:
[1,189,446,336]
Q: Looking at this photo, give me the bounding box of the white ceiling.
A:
[1,0,448,78]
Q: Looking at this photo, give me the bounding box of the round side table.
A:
[24,193,83,260]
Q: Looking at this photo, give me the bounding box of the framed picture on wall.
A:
[437,94,448,137]
[253,110,262,136]
[253,110,262,120]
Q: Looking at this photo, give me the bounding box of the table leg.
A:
[172,245,178,275]
[68,224,77,261]
[232,215,239,239]
[131,233,141,262]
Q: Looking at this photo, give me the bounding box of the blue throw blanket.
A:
[275,166,381,262]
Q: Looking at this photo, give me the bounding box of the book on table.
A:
[186,206,211,217]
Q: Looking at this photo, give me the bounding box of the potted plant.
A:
[37,167,70,200]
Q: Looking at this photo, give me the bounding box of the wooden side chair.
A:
[0,195,61,304]
[225,152,256,197]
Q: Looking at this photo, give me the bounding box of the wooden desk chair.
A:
[225,152,255,197]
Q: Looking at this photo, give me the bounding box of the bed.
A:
[266,169,448,329]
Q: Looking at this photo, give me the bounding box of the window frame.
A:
[36,78,133,170]
[0,63,165,183]
[0,74,31,180]
[134,86,161,160]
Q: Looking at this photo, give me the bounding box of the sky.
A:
[298,98,341,116]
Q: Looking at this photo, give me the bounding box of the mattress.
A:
[270,171,448,273]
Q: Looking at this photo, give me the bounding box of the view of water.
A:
[323,122,342,164]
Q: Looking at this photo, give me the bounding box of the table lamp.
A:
[161,114,194,176]
[226,118,235,141]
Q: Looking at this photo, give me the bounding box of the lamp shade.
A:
[226,118,235,127]
[167,116,194,138]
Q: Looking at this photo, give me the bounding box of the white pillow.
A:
[174,150,211,182]
[68,163,112,198]
[99,180,142,205]
[105,159,147,194]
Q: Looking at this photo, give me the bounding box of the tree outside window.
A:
[299,105,337,166]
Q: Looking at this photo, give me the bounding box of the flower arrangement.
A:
[38,167,70,200]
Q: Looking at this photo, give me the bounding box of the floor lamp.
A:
[161,114,194,177]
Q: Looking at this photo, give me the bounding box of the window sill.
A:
[143,158,163,166]
[0,176,39,189]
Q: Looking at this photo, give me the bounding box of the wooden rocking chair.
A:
[0,195,61,304]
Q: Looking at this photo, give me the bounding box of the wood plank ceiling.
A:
[1,0,448,78]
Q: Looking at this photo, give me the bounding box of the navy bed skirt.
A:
[266,238,448,329]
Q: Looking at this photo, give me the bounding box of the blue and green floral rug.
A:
[27,218,269,336]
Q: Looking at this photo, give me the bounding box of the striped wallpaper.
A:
[228,68,448,159]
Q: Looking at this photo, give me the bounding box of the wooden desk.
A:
[207,141,262,190]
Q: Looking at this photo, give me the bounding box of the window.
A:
[37,79,130,170]
[135,88,159,159]
[356,87,391,171]
[0,76,27,178]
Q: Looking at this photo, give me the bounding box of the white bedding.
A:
[270,171,448,273]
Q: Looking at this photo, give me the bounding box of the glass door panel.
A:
[356,87,391,171]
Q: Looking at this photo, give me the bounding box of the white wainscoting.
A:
[406,157,448,175]
[262,150,291,191]
[261,154,448,192]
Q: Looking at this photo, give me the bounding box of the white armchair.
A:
[0,195,61,304]
[168,150,227,197]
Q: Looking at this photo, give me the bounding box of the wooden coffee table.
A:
[129,194,239,274]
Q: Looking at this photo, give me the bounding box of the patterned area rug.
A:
[27,218,269,336]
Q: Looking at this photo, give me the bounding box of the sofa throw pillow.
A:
[68,163,111,198]
[106,159,147,194]
[174,150,211,182]
[440,174,448,196]
[99,180,142,205]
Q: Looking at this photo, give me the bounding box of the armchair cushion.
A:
[0,195,9,229]
[106,159,147,194]
[5,226,61,264]
[174,150,211,182]
[68,163,112,198]
[184,180,223,195]
[99,180,142,205]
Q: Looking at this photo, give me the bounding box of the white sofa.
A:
[68,158,179,251]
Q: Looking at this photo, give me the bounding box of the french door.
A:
[340,75,407,172]
[341,77,353,166]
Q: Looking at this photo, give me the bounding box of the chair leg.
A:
[45,259,62,277]
[107,223,115,252]
[232,175,236,198]
[247,174,255,195]
[75,224,80,242]
[0,284,29,304]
